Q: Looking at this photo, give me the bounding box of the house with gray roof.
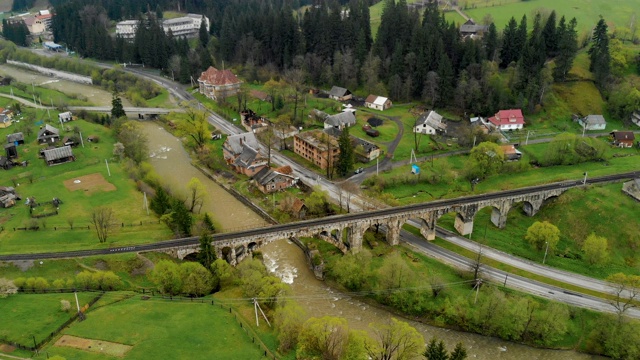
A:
[253,166,298,194]
[578,115,606,131]
[6,132,24,145]
[324,111,356,131]
[413,110,447,135]
[328,86,352,101]
[43,146,75,166]
[460,19,489,38]
[37,124,60,144]
[222,132,267,176]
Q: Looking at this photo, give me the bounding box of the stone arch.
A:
[221,246,232,263]
[247,241,259,252]
[474,202,512,229]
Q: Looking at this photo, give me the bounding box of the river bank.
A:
[140,120,603,359]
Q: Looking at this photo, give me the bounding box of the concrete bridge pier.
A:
[349,224,366,252]
[385,216,404,246]
[523,199,544,217]
[453,205,477,236]
[490,202,512,229]
[418,214,437,240]
[229,247,237,266]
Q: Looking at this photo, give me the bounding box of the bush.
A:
[60,300,71,312]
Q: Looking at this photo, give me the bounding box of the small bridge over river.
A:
[163,172,637,264]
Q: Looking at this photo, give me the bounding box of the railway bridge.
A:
[163,181,576,264]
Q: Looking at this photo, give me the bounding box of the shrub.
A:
[60,300,71,312]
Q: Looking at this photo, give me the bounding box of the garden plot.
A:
[55,335,132,357]
[63,173,116,194]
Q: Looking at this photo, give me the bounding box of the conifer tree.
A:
[553,17,578,82]
[336,127,354,177]
[589,17,611,90]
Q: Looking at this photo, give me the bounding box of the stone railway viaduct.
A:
[164,180,580,265]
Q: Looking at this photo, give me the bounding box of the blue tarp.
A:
[411,164,420,174]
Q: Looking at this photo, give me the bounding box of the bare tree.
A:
[471,243,484,282]
[180,101,209,149]
[187,177,207,213]
[90,207,115,243]
[607,273,640,322]
[339,181,360,213]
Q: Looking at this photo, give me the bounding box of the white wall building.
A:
[116,14,209,40]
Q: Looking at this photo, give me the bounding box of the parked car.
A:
[354,167,364,174]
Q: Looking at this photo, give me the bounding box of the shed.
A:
[328,86,352,102]
[4,143,17,159]
[6,132,24,145]
[43,146,75,166]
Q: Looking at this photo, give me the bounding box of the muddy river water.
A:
[142,121,601,359]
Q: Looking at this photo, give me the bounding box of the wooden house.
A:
[37,124,60,144]
[43,146,75,166]
[328,86,352,102]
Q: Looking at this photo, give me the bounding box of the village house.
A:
[291,198,307,219]
[324,111,356,131]
[352,136,381,162]
[43,146,75,166]
[222,132,267,177]
[631,111,640,127]
[622,178,640,202]
[611,131,635,148]
[58,111,73,123]
[198,66,242,101]
[0,108,14,129]
[413,110,447,135]
[459,19,489,38]
[488,109,525,131]
[328,86,352,102]
[37,124,60,144]
[578,114,606,131]
[501,144,522,161]
[250,89,272,103]
[294,130,340,170]
[364,95,392,111]
[240,109,269,133]
[252,165,299,194]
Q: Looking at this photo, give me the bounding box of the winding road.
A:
[5,62,640,319]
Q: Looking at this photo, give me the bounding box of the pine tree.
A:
[199,16,209,48]
[542,10,558,57]
[150,187,172,215]
[336,127,354,177]
[450,342,468,360]
[424,338,449,360]
[500,17,519,67]
[111,92,126,119]
[589,17,611,90]
[553,17,578,82]
[484,23,498,62]
[197,232,216,270]
[170,198,193,237]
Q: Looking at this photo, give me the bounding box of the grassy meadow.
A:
[43,296,273,360]
[0,292,97,347]
[0,114,171,255]
[462,0,640,34]
[435,182,640,280]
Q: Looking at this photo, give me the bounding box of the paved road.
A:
[12,61,640,318]
[400,228,640,318]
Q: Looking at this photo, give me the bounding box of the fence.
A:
[11,220,163,232]
[0,292,104,352]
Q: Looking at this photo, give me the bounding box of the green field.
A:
[0,118,171,254]
[43,297,272,360]
[463,0,640,34]
[0,292,97,347]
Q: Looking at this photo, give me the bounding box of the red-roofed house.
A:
[488,109,525,131]
[198,66,242,100]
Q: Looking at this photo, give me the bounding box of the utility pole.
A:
[525,130,530,145]
[582,172,588,185]
[543,241,549,264]
[105,159,111,176]
[474,279,481,304]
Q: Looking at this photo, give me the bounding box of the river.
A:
[141,121,602,359]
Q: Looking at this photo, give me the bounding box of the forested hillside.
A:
[43,0,639,121]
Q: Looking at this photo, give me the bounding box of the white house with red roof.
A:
[198,66,242,100]
[488,109,525,131]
